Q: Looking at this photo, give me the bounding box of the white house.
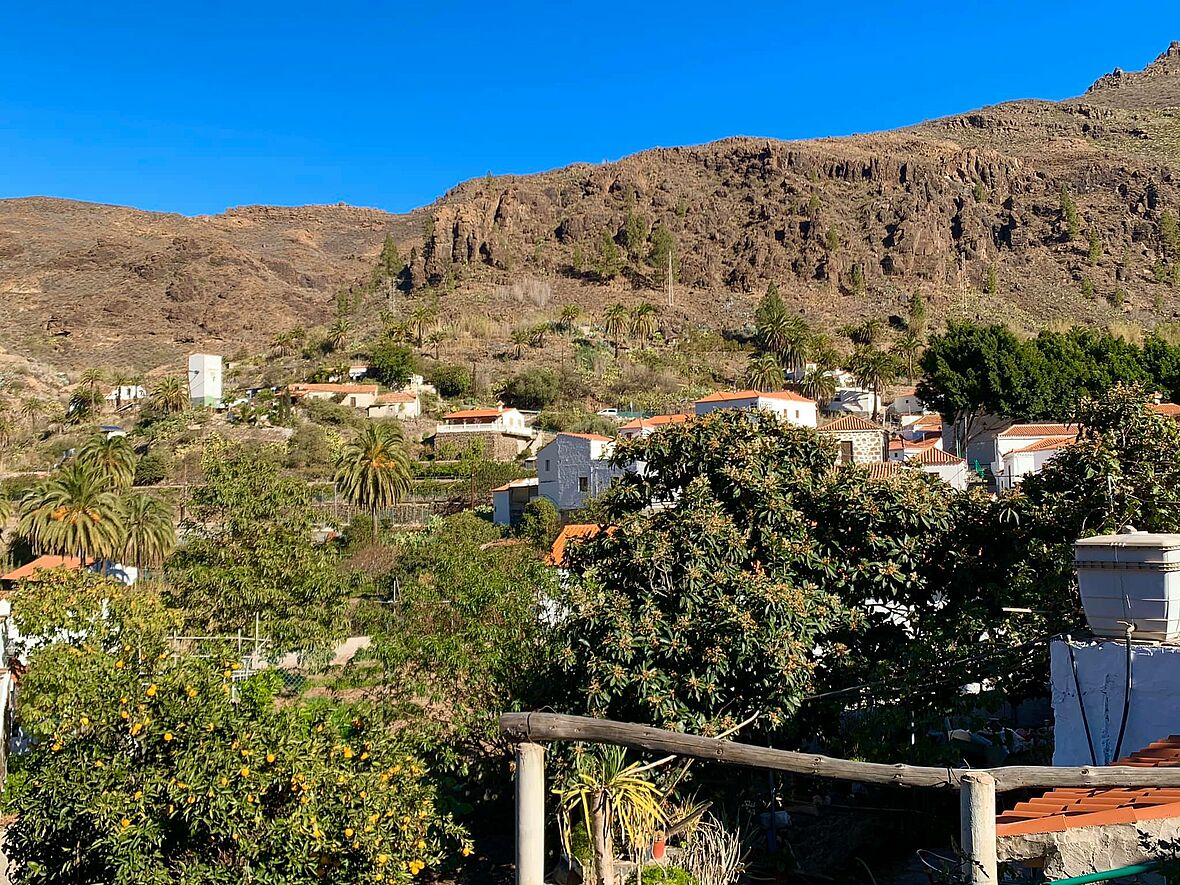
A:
[823,387,881,418]
[366,391,421,420]
[887,387,926,417]
[536,432,623,514]
[693,390,818,428]
[901,412,942,441]
[105,385,146,406]
[993,423,1077,490]
[288,383,380,410]
[616,413,692,440]
[910,446,970,490]
[188,353,223,407]
[438,406,528,434]
[492,477,540,526]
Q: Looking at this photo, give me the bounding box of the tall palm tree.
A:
[327,317,353,353]
[335,423,412,536]
[843,317,884,347]
[43,400,67,436]
[151,376,189,414]
[0,412,12,449]
[744,353,785,391]
[78,368,106,402]
[602,303,630,358]
[510,328,531,359]
[18,462,122,563]
[410,304,438,348]
[108,370,134,409]
[78,434,137,490]
[629,302,658,346]
[560,304,581,335]
[118,493,176,568]
[892,332,925,381]
[66,387,103,424]
[799,368,838,405]
[847,347,899,421]
[426,328,449,360]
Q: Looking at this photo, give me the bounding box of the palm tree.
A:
[43,400,66,436]
[744,353,784,391]
[629,302,658,346]
[892,332,925,381]
[426,328,449,360]
[79,368,106,402]
[270,332,294,358]
[510,328,531,359]
[799,368,838,405]
[151,376,189,414]
[560,304,581,335]
[66,387,103,424]
[20,397,44,430]
[118,493,176,568]
[335,423,413,536]
[410,304,438,348]
[847,347,899,421]
[0,413,12,449]
[602,303,630,358]
[327,317,353,354]
[843,317,884,347]
[18,462,122,563]
[78,434,137,490]
[528,323,550,348]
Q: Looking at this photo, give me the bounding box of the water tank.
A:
[1075,532,1180,641]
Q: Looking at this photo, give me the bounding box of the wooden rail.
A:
[501,712,1180,885]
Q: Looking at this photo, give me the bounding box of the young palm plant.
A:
[557,746,666,885]
[629,302,658,346]
[334,423,412,538]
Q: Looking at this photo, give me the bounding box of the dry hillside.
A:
[5,43,1180,388]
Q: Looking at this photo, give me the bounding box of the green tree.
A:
[846,347,899,421]
[118,492,176,568]
[165,441,357,653]
[755,286,812,375]
[985,264,998,295]
[892,331,924,381]
[972,179,986,203]
[368,336,418,387]
[744,352,784,391]
[1088,228,1103,265]
[510,327,531,360]
[326,316,353,353]
[621,210,649,260]
[518,496,559,547]
[1060,185,1080,241]
[799,368,837,404]
[18,462,122,562]
[5,571,467,885]
[602,303,630,357]
[560,304,582,335]
[594,230,623,282]
[824,225,840,252]
[1081,277,1095,299]
[335,423,413,531]
[629,302,658,345]
[428,364,471,398]
[647,225,676,285]
[78,433,137,490]
[1161,209,1180,258]
[20,397,44,430]
[501,369,561,411]
[848,263,865,295]
[907,291,928,336]
[410,304,438,348]
[374,233,405,281]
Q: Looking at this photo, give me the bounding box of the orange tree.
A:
[4,571,470,884]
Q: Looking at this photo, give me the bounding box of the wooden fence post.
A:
[960,772,998,884]
[516,742,545,885]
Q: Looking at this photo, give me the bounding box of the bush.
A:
[536,410,618,438]
[428,364,471,399]
[501,368,561,411]
[285,422,332,470]
[133,447,173,486]
[518,497,559,547]
[641,866,697,885]
[298,397,365,429]
[368,336,418,387]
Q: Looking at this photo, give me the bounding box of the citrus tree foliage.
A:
[6,572,468,885]
[165,441,358,653]
[367,514,559,782]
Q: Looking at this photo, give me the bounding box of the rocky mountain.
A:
[4,44,1180,384]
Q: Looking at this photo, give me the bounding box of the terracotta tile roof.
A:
[375,391,417,404]
[546,524,604,566]
[858,461,906,480]
[491,477,539,492]
[912,414,943,430]
[442,407,510,420]
[1010,435,1076,454]
[619,414,691,431]
[557,432,613,442]
[1152,402,1180,418]
[996,737,1180,837]
[912,446,965,466]
[288,383,379,396]
[819,415,885,433]
[1,555,84,582]
[998,422,1076,438]
[696,389,815,405]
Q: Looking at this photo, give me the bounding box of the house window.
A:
[578,476,589,493]
[544,459,551,472]
[795,410,800,420]
[839,440,854,464]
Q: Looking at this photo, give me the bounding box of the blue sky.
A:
[1,2,1177,216]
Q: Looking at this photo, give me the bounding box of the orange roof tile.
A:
[912,446,965,466]
[819,415,885,433]
[618,414,691,431]
[696,389,815,405]
[998,422,1076,438]
[546,524,604,566]
[558,432,613,442]
[491,477,539,492]
[288,383,379,396]
[375,391,417,404]
[913,414,943,430]
[1010,434,1076,454]
[996,737,1180,837]
[858,461,906,480]
[443,407,510,420]
[1,555,84,582]
[1152,402,1180,418]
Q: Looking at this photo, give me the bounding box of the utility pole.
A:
[666,249,674,307]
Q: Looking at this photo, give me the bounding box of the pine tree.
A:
[594,230,623,282]
[824,225,840,253]
[1087,228,1102,266]
[1162,209,1180,258]
[648,225,676,285]
[985,264,998,295]
[907,291,928,335]
[1081,277,1095,299]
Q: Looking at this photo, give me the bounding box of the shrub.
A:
[133,447,173,486]
[428,364,471,399]
[641,866,697,885]
[298,397,365,429]
[518,497,559,547]
[285,422,332,470]
[536,410,618,438]
[501,369,561,411]
[368,336,418,387]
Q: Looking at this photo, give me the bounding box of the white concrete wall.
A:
[188,353,223,406]
[536,436,620,512]
[493,489,512,525]
[923,462,969,490]
[694,395,760,417]
[1051,638,1180,766]
[694,396,816,428]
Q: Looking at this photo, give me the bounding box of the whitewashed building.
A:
[693,390,818,428]
[367,391,421,419]
[491,477,540,526]
[616,413,692,440]
[992,423,1077,491]
[536,432,623,514]
[188,353,223,407]
[104,385,147,406]
[288,383,380,410]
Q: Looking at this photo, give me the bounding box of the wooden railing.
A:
[501,712,1180,885]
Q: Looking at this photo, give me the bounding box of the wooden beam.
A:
[500,712,1180,792]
